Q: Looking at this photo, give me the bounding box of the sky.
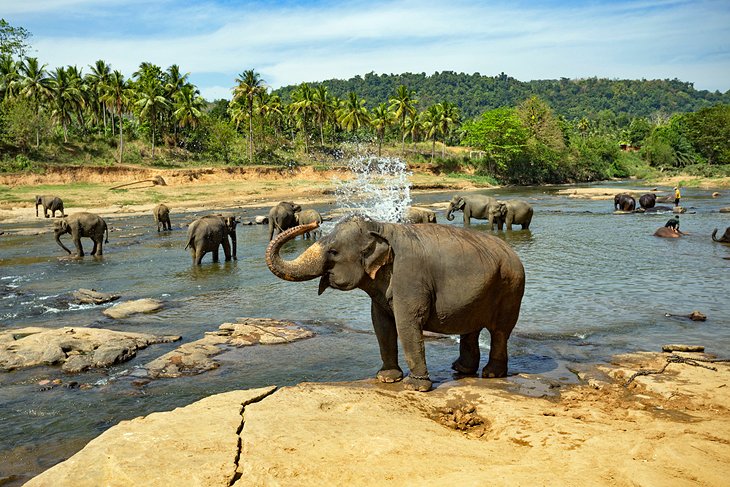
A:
[2,0,729,101]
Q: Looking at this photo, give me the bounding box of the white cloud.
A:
[18,0,730,96]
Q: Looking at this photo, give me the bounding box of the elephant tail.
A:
[104,223,109,243]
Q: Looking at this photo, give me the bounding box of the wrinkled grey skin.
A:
[153,204,172,231]
[614,193,636,211]
[404,207,437,224]
[185,214,239,265]
[295,209,323,239]
[445,194,497,228]
[54,212,108,257]
[487,200,533,231]
[266,215,526,392]
[639,193,656,209]
[712,227,730,243]
[35,195,65,218]
[268,201,302,240]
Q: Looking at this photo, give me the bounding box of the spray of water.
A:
[331,156,412,228]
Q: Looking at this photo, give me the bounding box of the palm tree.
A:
[232,69,266,163]
[436,102,460,158]
[313,84,334,145]
[370,102,393,156]
[404,113,422,152]
[48,66,84,143]
[19,57,51,147]
[164,64,190,140]
[337,92,370,133]
[0,54,21,100]
[421,104,443,160]
[64,65,87,130]
[86,59,111,131]
[289,83,315,153]
[103,70,130,162]
[173,84,204,130]
[257,91,284,139]
[388,85,417,155]
[135,77,170,160]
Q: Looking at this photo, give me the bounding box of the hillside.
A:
[274,71,730,120]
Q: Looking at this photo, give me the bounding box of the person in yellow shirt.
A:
[674,186,681,207]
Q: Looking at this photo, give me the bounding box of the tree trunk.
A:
[118,114,124,164]
[151,123,156,161]
[431,139,435,160]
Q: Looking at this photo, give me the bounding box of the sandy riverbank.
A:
[22,351,730,486]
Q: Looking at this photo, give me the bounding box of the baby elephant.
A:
[54,212,109,257]
[186,214,239,264]
[488,200,533,231]
[404,207,438,224]
[295,209,323,239]
[35,195,65,218]
[153,204,172,231]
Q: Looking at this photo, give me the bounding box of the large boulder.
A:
[0,327,180,372]
[72,288,120,305]
[103,298,164,319]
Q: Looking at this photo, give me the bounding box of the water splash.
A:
[332,156,412,225]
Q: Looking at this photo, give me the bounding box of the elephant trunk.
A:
[35,202,40,217]
[446,206,455,221]
[265,222,325,282]
[54,233,72,254]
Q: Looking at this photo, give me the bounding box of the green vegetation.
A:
[1,19,729,186]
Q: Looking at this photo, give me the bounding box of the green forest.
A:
[2,19,729,185]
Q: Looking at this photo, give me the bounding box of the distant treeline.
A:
[275,71,730,120]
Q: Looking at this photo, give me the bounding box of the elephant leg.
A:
[74,236,84,257]
[222,238,231,261]
[463,212,471,227]
[393,298,431,392]
[196,249,204,265]
[371,302,402,383]
[483,329,510,378]
[190,248,197,264]
[451,331,480,375]
[95,238,103,256]
[91,240,98,256]
[212,245,220,263]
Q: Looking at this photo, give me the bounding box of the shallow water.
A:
[1,182,729,483]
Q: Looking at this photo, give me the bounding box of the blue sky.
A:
[2,0,729,101]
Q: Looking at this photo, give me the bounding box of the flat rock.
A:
[103,298,164,319]
[719,207,730,213]
[0,327,181,372]
[25,387,276,487]
[145,318,314,378]
[661,344,705,352]
[73,288,121,305]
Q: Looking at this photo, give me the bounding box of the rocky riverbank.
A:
[22,351,730,486]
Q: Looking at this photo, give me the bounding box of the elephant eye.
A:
[328,248,338,257]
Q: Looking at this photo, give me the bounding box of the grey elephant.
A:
[35,195,65,218]
[268,201,302,241]
[614,193,636,212]
[639,193,656,209]
[54,212,108,257]
[445,194,497,228]
[153,204,172,231]
[186,214,239,265]
[712,227,730,243]
[295,209,323,239]
[266,215,526,392]
[404,207,437,224]
[487,200,533,231]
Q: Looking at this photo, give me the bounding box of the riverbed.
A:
[1,182,729,484]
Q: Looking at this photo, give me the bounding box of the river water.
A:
[1,174,729,483]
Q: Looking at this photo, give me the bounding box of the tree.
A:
[370,102,393,156]
[313,84,334,145]
[683,104,730,164]
[337,92,370,133]
[0,19,31,58]
[173,84,204,130]
[421,104,442,159]
[135,76,170,160]
[103,70,130,162]
[19,57,50,147]
[0,54,20,100]
[436,101,460,158]
[289,83,315,153]
[86,59,111,131]
[232,69,266,163]
[48,66,84,143]
[460,107,528,174]
[388,85,417,155]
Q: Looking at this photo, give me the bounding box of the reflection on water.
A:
[1,181,729,484]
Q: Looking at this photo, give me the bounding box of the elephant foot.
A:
[376,368,403,383]
[451,359,478,376]
[482,360,507,379]
[403,375,432,392]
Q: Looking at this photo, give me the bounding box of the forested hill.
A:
[273,71,730,120]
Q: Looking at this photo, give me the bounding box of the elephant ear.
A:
[362,231,393,280]
[457,198,466,210]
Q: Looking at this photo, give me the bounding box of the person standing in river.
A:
[674,186,681,207]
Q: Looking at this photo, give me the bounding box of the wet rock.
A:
[0,327,181,372]
[712,192,720,198]
[72,289,121,305]
[661,344,705,353]
[719,207,730,213]
[103,298,164,319]
[688,310,707,321]
[254,215,269,224]
[145,318,314,378]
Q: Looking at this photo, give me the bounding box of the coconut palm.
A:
[436,101,460,158]
[313,84,335,145]
[0,54,21,100]
[173,84,204,129]
[165,64,190,140]
[86,59,111,131]
[337,92,370,133]
[19,57,51,147]
[135,77,170,160]
[421,104,443,160]
[257,91,284,139]
[103,70,130,162]
[289,83,315,153]
[370,102,393,156]
[232,69,266,163]
[388,85,417,155]
[48,66,84,143]
[404,113,422,151]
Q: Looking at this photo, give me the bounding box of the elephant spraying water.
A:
[265,216,526,392]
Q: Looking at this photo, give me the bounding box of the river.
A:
[1,181,729,483]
